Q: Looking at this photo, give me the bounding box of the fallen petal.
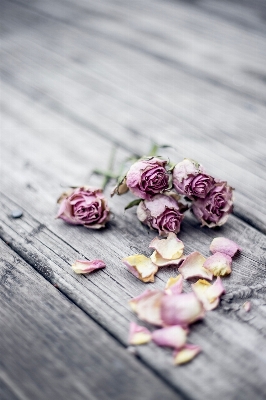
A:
[243,301,251,312]
[152,325,187,349]
[203,252,232,276]
[150,250,185,267]
[178,252,213,280]
[134,290,164,326]
[165,275,183,295]
[192,277,225,311]
[72,259,106,274]
[128,322,152,345]
[173,344,201,365]
[210,237,241,257]
[161,292,205,326]
[129,289,153,312]
[149,233,184,260]
[122,254,158,283]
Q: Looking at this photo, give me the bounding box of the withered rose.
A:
[137,194,184,236]
[126,157,169,200]
[192,181,233,227]
[56,186,110,229]
[173,158,214,199]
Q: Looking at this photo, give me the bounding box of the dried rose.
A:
[56,186,110,229]
[192,181,233,227]
[126,157,169,200]
[173,159,214,199]
[137,194,184,236]
[128,322,152,345]
[72,259,106,274]
[210,237,241,257]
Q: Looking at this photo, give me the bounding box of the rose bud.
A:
[137,194,184,236]
[192,181,233,228]
[126,157,170,200]
[173,158,214,199]
[56,186,110,229]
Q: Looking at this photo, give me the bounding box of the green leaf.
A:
[124,198,142,210]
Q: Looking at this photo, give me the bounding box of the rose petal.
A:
[178,252,213,280]
[128,322,152,345]
[173,344,201,365]
[149,233,184,260]
[133,290,164,326]
[129,289,153,312]
[152,326,187,349]
[71,259,106,274]
[243,301,251,312]
[203,252,232,276]
[150,251,185,267]
[192,277,225,311]
[210,237,241,257]
[122,255,158,283]
[161,292,205,326]
[165,275,183,295]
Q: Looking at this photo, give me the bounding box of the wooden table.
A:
[1,0,266,399]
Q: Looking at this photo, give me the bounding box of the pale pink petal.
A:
[71,259,106,274]
[165,275,183,295]
[134,290,164,326]
[210,237,241,257]
[152,326,187,349]
[150,250,185,267]
[149,233,184,260]
[128,322,152,345]
[203,252,232,276]
[122,254,158,283]
[192,278,225,311]
[161,292,205,327]
[173,344,201,365]
[178,252,213,280]
[243,301,251,312]
[129,289,153,312]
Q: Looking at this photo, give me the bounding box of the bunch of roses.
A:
[56,157,233,235]
[112,157,234,235]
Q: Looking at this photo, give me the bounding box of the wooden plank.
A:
[0,240,180,400]
[1,0,266,231]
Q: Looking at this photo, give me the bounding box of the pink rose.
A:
[56,187,110,229]
[137,194,184,236]
[126,157,169,200]
[192,182,233,227]
[173,159,214,198]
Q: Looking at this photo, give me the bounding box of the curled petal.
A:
[129,289,153,312]
[165,275,183,295]
[152,326,187,349]
[210,237,241,257]
[149,233,184,260]
[173,344,201,365]
[150,251,185,267]
[178,252,213,280]
[192,277,225,311]
[133,290,164,326]
[243,301,251,312]
[161,292,205,327]
[203,252,232,276]
[122,255,158,283]
[128,322,152,345]
[72,259,106,274]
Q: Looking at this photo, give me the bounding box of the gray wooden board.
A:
[1,0,266,399]
[0,240,180,400]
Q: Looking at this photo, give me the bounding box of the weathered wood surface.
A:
[0,0,266,399]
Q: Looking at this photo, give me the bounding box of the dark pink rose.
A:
[56,187,110,229]
[192,182,233,227]
[126,157,169,200]
[173,159,214,198]
[137,194,184,236]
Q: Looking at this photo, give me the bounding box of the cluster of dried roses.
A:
[56,158,233,234]
[125,235,241,365]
